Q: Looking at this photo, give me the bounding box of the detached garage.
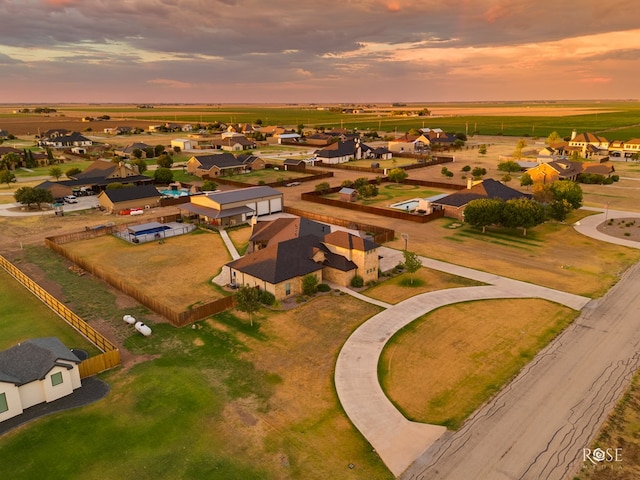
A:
[178,185,283,228]
[97,184,162,214]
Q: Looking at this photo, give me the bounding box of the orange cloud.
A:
[43,0,78,6]
[578,77,612,84]
[386,1,401,12]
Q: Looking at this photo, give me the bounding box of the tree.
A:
[255,119,263,125]
[46,148,54,165]
[156,153,173,168]
[455,132,468,142]
[49,166,63,180]
[520,172,533,188]
[441,166,450,177]
[358,184,378,198]
[314,182,331,194]
[65,167,81,178]
[131,148,143,159]
[302,274,319,296]
[388,168,408,183]
[1,152,20,170]
[471,167,487,179]
[402,250,422,285]
[478,145,487,155]
[144,146,155,158]
[501,198,545,236]
[546,131,560,145]
[501,173,512,183]
[550,180,583,209]
[154,144,166,157]
[353,177,369,189]
[132,159,147,174]
[235,285,261,327]
[512,139,527,159]
[461,165,471,173]
[106,182,127,190]
[25,149,36,168]
[463,198,505,233]
[532,183,555,204]
[547,198,573,222]
[498,160,521,173]
[173,146,181,154]
[0,169,16,186]
[202,180,218,191]
[154,167,173,184]
[14,186,53,209]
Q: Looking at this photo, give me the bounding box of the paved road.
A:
[402,260,640,480]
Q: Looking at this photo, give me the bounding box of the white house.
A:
[0,338,82,423]
[171,138,195,151]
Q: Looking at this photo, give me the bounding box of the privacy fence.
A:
[0,254,120,378]
[45,215,234,327]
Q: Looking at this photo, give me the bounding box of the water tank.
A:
[123,314,136,324]
[135,321,152,336]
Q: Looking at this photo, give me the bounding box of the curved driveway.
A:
[335,208,640,478]
[335,255,590,476]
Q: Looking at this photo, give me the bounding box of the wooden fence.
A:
[45,222,235,327]
[208,169,333,189]
[0,254,121,378]
[300,189,446,224]
[283,206,395,243]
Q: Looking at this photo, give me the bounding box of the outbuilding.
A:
[97,184,162,214]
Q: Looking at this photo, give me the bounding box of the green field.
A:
[36,101,640,141]
[0,268,99,355]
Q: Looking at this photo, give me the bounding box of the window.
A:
[51,372,63,386]
[285,283,291,296]
[0,392,8,413]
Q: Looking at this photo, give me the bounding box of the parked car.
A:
[64,195,78,204]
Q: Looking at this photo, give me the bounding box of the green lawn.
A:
[224,168,309,184]
[0,268,99,355]
[325,183,447,206]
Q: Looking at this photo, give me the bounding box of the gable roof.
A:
[228,235,326,283]
[191,153,244,170]
[0,338,80,386]
[315,139,359,158]
[435,178,530,207]
[203,185,281,205]
[72,159,119,180]
[323,230,378,252]
[100,184,162,203]
[250,217,329,246]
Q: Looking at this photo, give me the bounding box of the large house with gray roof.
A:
[226,228,379,299]
[0,338,82,423]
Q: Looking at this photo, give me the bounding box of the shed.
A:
[97,184,162,214]
[339,187,358,202]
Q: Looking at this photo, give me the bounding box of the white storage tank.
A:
[123,314,136,324]
[135,321,152,336]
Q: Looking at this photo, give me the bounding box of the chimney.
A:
[571,129,577,140]
[467,178,472,189]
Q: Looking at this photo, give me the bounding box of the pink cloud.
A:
[43,0,79,6]
[386,1,401,12]
[147,79,192,89]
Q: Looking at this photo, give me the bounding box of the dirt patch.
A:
[596,217,640,242]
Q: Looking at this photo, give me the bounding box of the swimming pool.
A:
[390,199,421,211]
[159,189,190,197]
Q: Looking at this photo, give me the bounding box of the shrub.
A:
[317,283,331,292]
[611,175,620,182]
[350,275,364,288]
[259,290,276,306]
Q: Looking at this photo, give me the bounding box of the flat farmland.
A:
[62,229,231,311]
[3,101,640,140]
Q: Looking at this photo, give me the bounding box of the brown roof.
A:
[323,230,378,251]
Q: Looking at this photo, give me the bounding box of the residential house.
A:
[103,126,133,135]
[186,153,247,177]
[0,129,9,139]
[304,133,334,146]
[38,132,92,149]
[260,126,287,137]
[526,160,615,184]
[274,133,301,144]
[226,229,379,299]
[609,138,640,158]
[249,217,329,252]
[283,159,306,171]
[177,185,283,227]
[0,338,82,423]
[388,134,419,154]
[567,131,609,157]
[432,178,531,220]
[237,154,265,171]
[314,139,386,164]
[97,184,163,214]
[212,135,256,152]
[35,159,153,195]
[115,142,150,158]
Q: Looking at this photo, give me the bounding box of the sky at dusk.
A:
[1,0,639,103]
